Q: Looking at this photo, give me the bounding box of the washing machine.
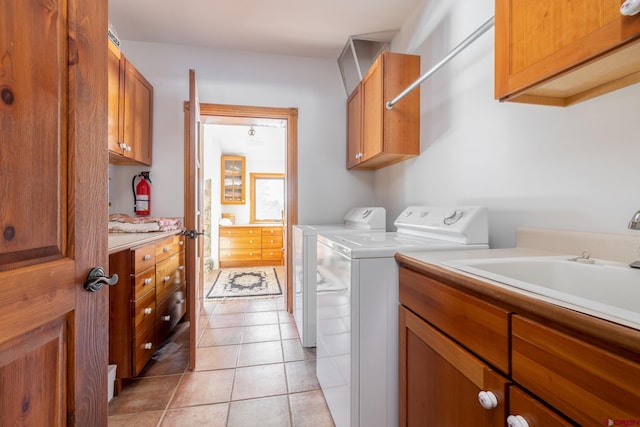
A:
[292,207,386,347]
[315,206,489,427]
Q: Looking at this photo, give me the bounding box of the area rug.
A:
[206,267,282,299]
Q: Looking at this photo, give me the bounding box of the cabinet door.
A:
[361,57,384,164]
[399,306,508,427]
[495,0,640,105]
[108,42,123,155]
[122,59,153,165]
[346,85,362,169]
[221,155,246,204]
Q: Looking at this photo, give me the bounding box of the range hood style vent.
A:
[338,32,395,95]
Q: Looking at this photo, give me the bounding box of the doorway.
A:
[197,104,298,312]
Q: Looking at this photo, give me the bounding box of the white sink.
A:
[442,256,640,327]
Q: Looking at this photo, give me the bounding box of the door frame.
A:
[186,103,298,312]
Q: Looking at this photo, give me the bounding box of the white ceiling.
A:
[108,0,422,58]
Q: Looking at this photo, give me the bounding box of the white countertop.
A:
[108,230,181,254]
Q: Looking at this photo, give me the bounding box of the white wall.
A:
[108,41,376,224]
[376,0,640,248]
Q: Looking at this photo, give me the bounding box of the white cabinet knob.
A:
[163,275,170,282]
[162,315,171,321]
[144,307,152,314]
[163,247,169,252]
[144,342,153,350]
[507,415,529,427]
[143,254,151,261]
[144,278,152,285]
[178,265,184,270]
[477,391,498,410]
[178,240,184,245]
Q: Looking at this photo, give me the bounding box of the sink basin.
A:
[442,256,640,327]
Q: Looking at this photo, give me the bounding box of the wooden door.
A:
[398,306,508,426]
[0,1,108,426]
[346,84,362,169]
[185,69,204,370]
[361,55,383,164]
[123,59,153,165]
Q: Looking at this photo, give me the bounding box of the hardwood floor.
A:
[108,266,334,426]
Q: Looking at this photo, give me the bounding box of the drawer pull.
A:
[177,298,185,304]
[249,252,253,256]
[249,240,253,244]
[477,391,498,410]
[270,239,274,243]
[163,247,169,253]
[507,415,529,427]
[163,275,171,282]
[143,254,152,261]
[144,342,153,350]
[144,278,153,285]
[179,240,184,245]
[144,307,152,315]
[249,230,253,234]
[178,265,184,270]
[162,315,171,321]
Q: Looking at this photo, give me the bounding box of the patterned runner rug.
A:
[206,267,282,299]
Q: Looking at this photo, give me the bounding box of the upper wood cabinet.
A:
[221,155,245,204]
[108,41,153,165]
[495,0,640,106]
[347,52,420,170]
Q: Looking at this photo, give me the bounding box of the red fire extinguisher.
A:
[132,171,151,216]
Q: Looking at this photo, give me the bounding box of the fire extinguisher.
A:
[132,171,151,216]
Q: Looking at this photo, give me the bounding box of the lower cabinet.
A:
[219,225,283,267]
[109,233,186,390]
[398,265,640,426]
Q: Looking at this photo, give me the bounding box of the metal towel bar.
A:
[386,16,495,110]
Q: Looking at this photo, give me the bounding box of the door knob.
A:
[83,267,118,292]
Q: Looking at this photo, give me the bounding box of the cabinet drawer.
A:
[155,234,184,263]
[133,323,155,376]
[399,267,510,373]
[261,235,282,249]
[156,284,186,344]
[133,288,156,336]
[220,235,261,249]
[219,227,261,237]
[220,248,262,262]
[132,244,155,273]
[509,385,577,427]
[261,227,282,236]
[132,268,155,300]
[156,251,184,304]
[512,315,640,425]
[262,249,282,261]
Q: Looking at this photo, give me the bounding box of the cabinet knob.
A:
[144,307,152,315]
[507,415,530,427]
[179,240,184,245]
[177,298,185,304]
[477,391,498,410]
[270,239,274,243]
[249,252,253,256]
[249,230,253,234]
[163,247,169,253]
[143,254,152,261]
[144,342,153,350]
[178,265,184,270]
[162,315,171,321]
[163,275,171,282]
[145,278,153,285]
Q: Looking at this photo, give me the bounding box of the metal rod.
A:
[386,16,495,110]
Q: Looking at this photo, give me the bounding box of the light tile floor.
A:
[108,289,335,426]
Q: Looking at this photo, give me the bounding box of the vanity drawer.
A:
[399,267,510,373]
[132,268,155,300]
[220,248,262,262]
[132,244,155,273]
[220,226,261,237]
[512,315,640,425]
[133,323,155,376]
[156,251,184,304]
[220,235,261,249]
[156,284,186,344]
[262,249,282,261]
[155,234,184,263]
[133,288,156,335]
[261,227,282,236]
[262,235,282,249]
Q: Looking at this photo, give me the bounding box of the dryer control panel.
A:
[394,206,489,244]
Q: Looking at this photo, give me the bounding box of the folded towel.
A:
[108,214,183,233]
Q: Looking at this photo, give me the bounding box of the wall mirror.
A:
[250,173,285,223]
